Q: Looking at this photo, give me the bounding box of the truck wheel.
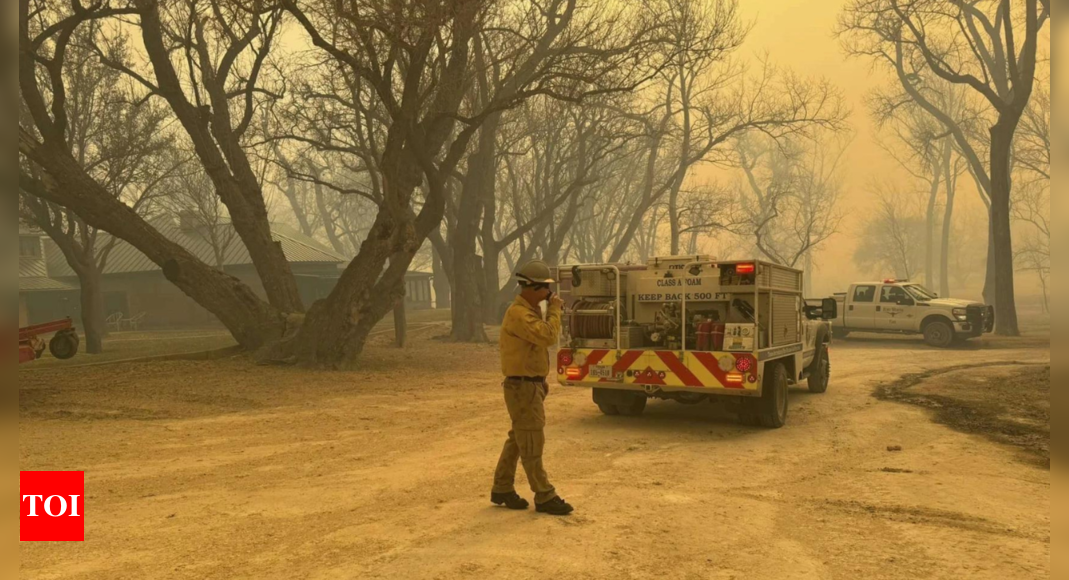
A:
[923,320,955,348]
[745,362,788,429]
[597,403,620,416]
[807,344,830,394]
[617,394,647,417]
[593,389,621,415]
[49,331,79,360]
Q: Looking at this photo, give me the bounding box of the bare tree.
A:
[565,143,649,263]
[18,21,184,353]
[481,98,634,326]
[158,159,239,270]
[840,0,1050,335]
[871,100,958,290]
[854,187,926,281]
[445,0,661,341]
[1015,79,1049,182]
[277,0,509,367]
[1012,182,1048,313]
[18,0,287,349]
[605,60,846,263]
[92,0,304,313]
[729,132,845,289]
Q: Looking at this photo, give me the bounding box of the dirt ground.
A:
[19,330,1050,580]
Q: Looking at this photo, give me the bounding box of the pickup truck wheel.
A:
[923,319,955,348]
[746,362,788,429]
[807,344,830,394]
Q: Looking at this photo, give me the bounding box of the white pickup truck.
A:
[831,280,994,347]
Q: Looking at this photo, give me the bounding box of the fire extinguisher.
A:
[711,322,726,351]
[696,319,714,351]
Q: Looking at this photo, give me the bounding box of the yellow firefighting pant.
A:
[492,378,557,505]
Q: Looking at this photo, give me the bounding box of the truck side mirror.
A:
[821,298,838,321]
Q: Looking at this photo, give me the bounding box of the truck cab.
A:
[832,280,994,347]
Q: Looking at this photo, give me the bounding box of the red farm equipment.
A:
[19,318,80,364]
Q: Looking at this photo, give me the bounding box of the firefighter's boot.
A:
[535,496,574,516]
[490,491,529,510]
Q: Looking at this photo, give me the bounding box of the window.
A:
[904,284,937,301]
[19,237,41,258]
[852,285,876,303]
[880,286,910,304]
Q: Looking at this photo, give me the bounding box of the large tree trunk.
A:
[20,141,286,349]
[283,142,445,367]
[988,121,1020,336]
[79,266,105,354]
[431,241,452,309]
[981,212,996,304]
[450,117,498,342]
[451,253,489,342]
[481,248,503,326]
[287,208,410,367]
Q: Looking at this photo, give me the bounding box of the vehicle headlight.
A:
[952,308,968,321]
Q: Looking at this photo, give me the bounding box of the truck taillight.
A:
[735,356,754,373]
[736,263,756,274]
[566,367,582,380]
[558,349,573,367]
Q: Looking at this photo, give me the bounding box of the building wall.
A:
[22,291,79,326]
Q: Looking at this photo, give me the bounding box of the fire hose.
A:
[569,300,615,339]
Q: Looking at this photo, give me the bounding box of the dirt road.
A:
[19,332,1049,580]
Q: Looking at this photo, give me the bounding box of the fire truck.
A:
[554,256,837,428]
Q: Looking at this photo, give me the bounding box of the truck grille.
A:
[965,306,984,330]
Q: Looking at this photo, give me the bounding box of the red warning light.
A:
[735,263,756,274]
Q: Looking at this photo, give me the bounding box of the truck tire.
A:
[807,343,830,394]
[742,362,788,429]
[594,389,647,416]
[617,394,647,417]
[49,331,79,360]
[922,319,955,348]
[597,403,620,416]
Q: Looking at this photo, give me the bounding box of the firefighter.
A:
[490,259,574,516]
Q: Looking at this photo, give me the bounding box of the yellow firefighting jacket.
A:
[500,295,561,378]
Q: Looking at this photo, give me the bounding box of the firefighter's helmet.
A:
[516,260,555,285]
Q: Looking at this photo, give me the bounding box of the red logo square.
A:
[20,471,85,542]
